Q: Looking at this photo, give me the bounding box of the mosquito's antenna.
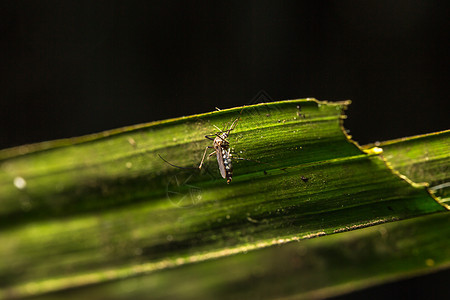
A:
[158,154,197,170]
[226,113,242,133]
[227,116,240,133]
[223,105,246,133]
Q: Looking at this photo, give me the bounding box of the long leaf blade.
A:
[0,99,446,298]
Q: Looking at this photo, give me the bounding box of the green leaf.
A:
[33,211,448,300]
[0,99,447,299]
[368,130,450,207]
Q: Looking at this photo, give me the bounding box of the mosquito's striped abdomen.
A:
[221,147,233,184]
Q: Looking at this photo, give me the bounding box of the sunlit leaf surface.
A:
[0,99,447,299]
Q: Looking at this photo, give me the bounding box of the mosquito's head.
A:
[219,132,229,140]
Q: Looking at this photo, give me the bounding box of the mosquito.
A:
[159,109,243,184]
[200,116,240,184]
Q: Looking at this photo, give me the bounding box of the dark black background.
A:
[0,1,449,298]
[0,1,449,149]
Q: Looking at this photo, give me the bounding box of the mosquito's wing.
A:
[215,146,227,179]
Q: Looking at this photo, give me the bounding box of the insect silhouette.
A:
[159,109,243,184]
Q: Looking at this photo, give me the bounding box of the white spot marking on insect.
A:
[126,162,132,169]
[14,177,27,190]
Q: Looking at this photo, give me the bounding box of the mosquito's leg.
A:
[231,156,260,163]
[159,154,197,170]
[206,131,225,139]
[212,133,231,145]
[199,146,214,169]
[231,154,289,173]
[218,135,230,145]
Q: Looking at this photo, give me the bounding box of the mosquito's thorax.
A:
[214,133,229,147]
